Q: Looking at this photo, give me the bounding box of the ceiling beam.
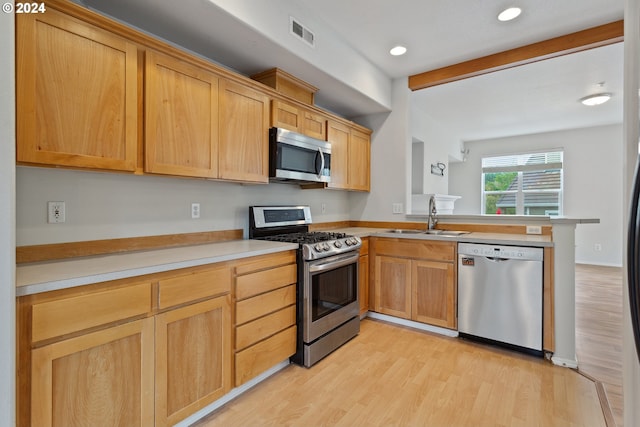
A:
[408,20,624,91]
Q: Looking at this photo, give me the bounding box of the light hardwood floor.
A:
[575,264,624,427]
[196,318,606,427]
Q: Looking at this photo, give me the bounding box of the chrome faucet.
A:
[427,195,438,230]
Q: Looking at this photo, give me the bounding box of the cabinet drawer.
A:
[32,282,151,343]
[235,325,296,386]
[234,251,296,276]
[236,284,296,325]
[236,264,296,301]
[158,266,231,309]
[374,238,456,262]
[235,305,296,351]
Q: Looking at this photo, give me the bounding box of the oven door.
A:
[303,251,359,343]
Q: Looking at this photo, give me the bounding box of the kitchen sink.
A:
[386,229,470,236]
[387,229,425,234]
[424,230,470,236]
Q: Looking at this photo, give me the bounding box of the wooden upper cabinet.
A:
[326,120,350,190]
[327,119,371,191]
[303,110,327,140]
[349,128,371,191]
[219,80,270,183]
[271,100,301,133]
[270,99,327,140]
[145,50,219,178]
[16,9,138,171]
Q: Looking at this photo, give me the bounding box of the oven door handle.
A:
[309,252,359,273]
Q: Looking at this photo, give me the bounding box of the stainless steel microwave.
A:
[269,127,331,184]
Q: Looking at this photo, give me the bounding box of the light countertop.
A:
[16,227,553,297]
[330,227,553,247]
[16,239,298,297]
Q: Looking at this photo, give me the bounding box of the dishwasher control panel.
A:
[458,243,543,261]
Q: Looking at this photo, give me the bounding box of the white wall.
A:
[207,0,391,111]
[410,101,463,199]
[449,124,623,266]
[1,4,16,426]
[350,78,410,220]
[16,167,351,245]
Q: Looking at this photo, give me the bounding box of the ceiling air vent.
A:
[290,16,315,48]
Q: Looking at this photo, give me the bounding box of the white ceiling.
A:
[81,0,624,141]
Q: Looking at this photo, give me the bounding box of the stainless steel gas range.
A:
[249,205,361,367]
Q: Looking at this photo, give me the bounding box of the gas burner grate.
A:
[260,231,348,244]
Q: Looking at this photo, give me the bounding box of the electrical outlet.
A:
[321,203,326,214]
[526,225,542,235]
[594,243,602,252]
[191,203,200,219]
[392,203,404,214]
[47,201,65,224]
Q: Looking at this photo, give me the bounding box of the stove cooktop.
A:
[259,231,348,244]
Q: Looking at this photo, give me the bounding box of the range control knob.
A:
[334,241,343,248]
[314,243,323,252]
[322,242,331,251]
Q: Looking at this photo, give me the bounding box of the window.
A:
[482,151,563,216]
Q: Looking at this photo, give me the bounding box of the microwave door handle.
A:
[317,147,325,179]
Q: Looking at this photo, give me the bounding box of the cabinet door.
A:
[271,100,301,132]
[302,110,327,140]
[16,9,137,171]
[349,128,371,192]
[145,50,219,178]
[326,120,350,189]
[411,260,456,328]
[31,318,154,427]
[359,254,370,315]
[219,80,269,183]
[374,256,411,319]
[155,296,231,427]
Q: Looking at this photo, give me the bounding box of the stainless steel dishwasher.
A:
[457,242,543,354]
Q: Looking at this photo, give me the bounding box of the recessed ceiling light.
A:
[390,45,407,56]
[580,93,612,106]
[498,7,522,22]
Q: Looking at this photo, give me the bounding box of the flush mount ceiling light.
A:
[580,93,612,106]
[498,7,522,22]
[390,45,407,56]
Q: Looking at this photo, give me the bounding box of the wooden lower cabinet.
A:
[372,238,457,329]
[155,296,231,427]
[30,317,155,427]
[19,253,299,426]
[19,262,235,427]
[411,260,456,328]
[358,238,369,315]
[374,256,412,319]
[233,251,297,386]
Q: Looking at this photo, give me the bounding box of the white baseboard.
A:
[365,312,459,338]
[174,360,290,427]
[575,261,623,268]
[551,356,579,369]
